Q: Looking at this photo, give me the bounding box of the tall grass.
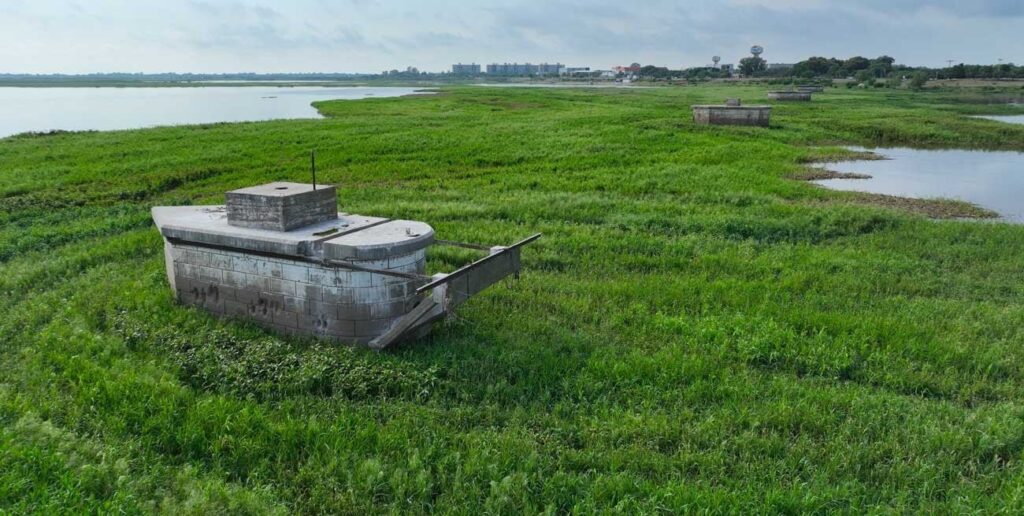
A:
[1,85,1023,513]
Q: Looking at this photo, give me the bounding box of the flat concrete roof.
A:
[226,182,332,198]
[324,220,434,261]
[152,205,433,260]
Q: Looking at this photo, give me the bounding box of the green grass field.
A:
[2,84,1024,513]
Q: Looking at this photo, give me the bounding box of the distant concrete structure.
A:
[614,63,643,75]
[153,182,539,349]
[537,63,565,75]
[767,90,812,101]
[485,63,564,75]
[797,85,825,93]
[486,63,524,75]
[451,63,481,75]
[692,99,772,127]
[720,64,735,74]
[564,67,591,75]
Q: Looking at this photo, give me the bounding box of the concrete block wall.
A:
[767,91,812,101]
[165,240,427,344]
[692,106,772,127]
[226,183,338,232]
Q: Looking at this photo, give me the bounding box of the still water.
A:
[813,147,1024,223]
[0,86,422,138]
[976,115,1024,125]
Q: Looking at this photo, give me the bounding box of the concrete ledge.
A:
[152,206,386,258]
[692,105,772,127]
[767,91,812,101]
[323,220,435,261]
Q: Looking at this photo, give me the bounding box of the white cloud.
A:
[0,0,1020,73]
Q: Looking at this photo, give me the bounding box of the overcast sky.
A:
[1,0,1020,74]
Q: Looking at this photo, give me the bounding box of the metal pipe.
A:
[311,149,317,190]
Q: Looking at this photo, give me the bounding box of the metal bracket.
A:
[370,233,541,349]
[417,233,541,293]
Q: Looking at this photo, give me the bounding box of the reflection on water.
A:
[813,147,1024,223]
[0,86,422,138]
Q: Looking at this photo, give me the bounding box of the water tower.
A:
[712,56,721,68]
[751,45,764,59]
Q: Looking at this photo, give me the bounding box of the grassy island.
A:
[2,84,1024,513]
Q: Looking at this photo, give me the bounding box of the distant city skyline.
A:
[1,0,1021,74]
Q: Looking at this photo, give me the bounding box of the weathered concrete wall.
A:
[226,182,338,232]
[767,91,812,101]
[692,106,772,127]
[165,240,426,344]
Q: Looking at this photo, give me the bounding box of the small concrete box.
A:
[692,103,772,127]
[767,91,812,101]
[226,182,338,232]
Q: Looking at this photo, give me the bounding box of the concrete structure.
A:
[537,63,565,75]
[797,85,825,93]
[452,63,481,75]
[226,182,337,232]
[767,90,813,101]
[614,63,643,75]
[487,63,526,75]
[692,100,772,127]
[485,63,564,76]
[153,183,538,349]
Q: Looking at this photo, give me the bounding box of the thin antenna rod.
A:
[311,150,317,190]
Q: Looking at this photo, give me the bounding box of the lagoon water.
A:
[977,115,1024,125]
[0,86,421,139]
[813,147,1024,223]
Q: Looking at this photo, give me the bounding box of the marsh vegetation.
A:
[2,84,1024,513]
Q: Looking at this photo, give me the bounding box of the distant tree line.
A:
[767,56,897,79]
[755,56,1024,81]
[934,63,1024,80]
